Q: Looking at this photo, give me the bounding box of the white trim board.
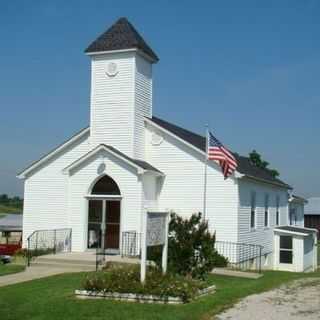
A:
[62,144,163,176]
[17,127,90,179]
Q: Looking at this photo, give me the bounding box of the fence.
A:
[26,228,72,266]
[215,241,263,273]
[96,232,264,273]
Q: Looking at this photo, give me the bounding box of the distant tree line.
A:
[0,194,23,209]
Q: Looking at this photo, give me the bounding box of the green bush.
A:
[150,212,228,279]
[82,264,206,302]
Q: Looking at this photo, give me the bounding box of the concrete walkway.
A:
[0,252,140,287]
[0,265,75,287]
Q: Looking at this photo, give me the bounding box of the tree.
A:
[0,194,9,204]
[249,150,280,178]
[149,212,228,279]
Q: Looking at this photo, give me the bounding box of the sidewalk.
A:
[0,266,72,287]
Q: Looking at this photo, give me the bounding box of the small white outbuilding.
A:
[274,226,318,272]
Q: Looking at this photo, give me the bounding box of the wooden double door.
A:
[88,200,120,250]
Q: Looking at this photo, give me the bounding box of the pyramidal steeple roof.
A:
[85,17,159,62]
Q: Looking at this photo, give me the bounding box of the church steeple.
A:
[85,17,159,63]
[87,18,157,159]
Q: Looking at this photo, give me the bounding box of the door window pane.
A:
[88,223,101,248]
[88,200,103,223]
[88,200,103,248]
[106,202,120,223]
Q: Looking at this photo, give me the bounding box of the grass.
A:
[0,264,25,276]
[0,204,22,214]
[0,269,319,320]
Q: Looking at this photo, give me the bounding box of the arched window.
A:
[91,175,121,195]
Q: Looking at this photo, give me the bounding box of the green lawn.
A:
[0,270,319,320]
[0,204,22,214]
[0,264,25,276]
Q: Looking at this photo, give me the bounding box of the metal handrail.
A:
[26,228,72,241]
[26,228,72,267]
[215,241,264,273]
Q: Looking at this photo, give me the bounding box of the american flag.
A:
[207,132,238,179]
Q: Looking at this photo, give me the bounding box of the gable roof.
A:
[290,194,307,204]
[148,116,291,189]
[17,127,90,179]
[63,144,163,176]
[305,197,320,215]
[85,17,159,62]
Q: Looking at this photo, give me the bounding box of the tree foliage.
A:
[249,150,280,178]
[0,194,23,208]
[149,212,227,279]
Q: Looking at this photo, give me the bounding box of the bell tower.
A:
[85,17,159,159]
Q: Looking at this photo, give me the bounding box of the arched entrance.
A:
[87,175,121,252]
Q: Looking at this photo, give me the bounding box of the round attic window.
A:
[151,132,163,145]
[106,62,118,77]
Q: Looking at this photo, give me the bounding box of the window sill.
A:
[250,228,256,232]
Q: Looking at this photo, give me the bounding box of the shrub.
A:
[14,248,27,257]
[150,212,228,279]
[82,264,206,302]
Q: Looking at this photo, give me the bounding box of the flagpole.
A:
[203,125,209,220]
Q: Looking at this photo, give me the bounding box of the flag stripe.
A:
[207,131,238,179]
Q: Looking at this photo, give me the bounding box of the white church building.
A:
[18,18,317,272]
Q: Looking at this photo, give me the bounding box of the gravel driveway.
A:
[215,278,320,320]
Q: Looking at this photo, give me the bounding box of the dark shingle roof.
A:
[291,195,307,203]
[149,116,291,189]
[104,145,162,174]
[85,17,159,62]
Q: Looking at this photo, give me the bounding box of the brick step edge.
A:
[75,285,216,304]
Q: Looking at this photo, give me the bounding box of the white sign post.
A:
[140,210,169,283]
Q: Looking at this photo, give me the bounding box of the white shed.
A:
[273,226,318,272]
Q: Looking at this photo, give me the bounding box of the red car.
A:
[0,243,21,256]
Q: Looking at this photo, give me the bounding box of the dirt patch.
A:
[215,278,320,320]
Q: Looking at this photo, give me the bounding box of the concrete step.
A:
[30,260,96,271]
[211,268,263,279]
[35,256,96,266]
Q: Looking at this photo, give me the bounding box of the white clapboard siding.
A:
[134,54,152,160]
[145,124,239,242]
[22,131,91,246]
[289,201,305,227]
[238,178,289,255]
[90,52,153,160]
[90,52,135,155]
[68,149,143,251]
[142,173,158,211]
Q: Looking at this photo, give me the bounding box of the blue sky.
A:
[0,1,319,197]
